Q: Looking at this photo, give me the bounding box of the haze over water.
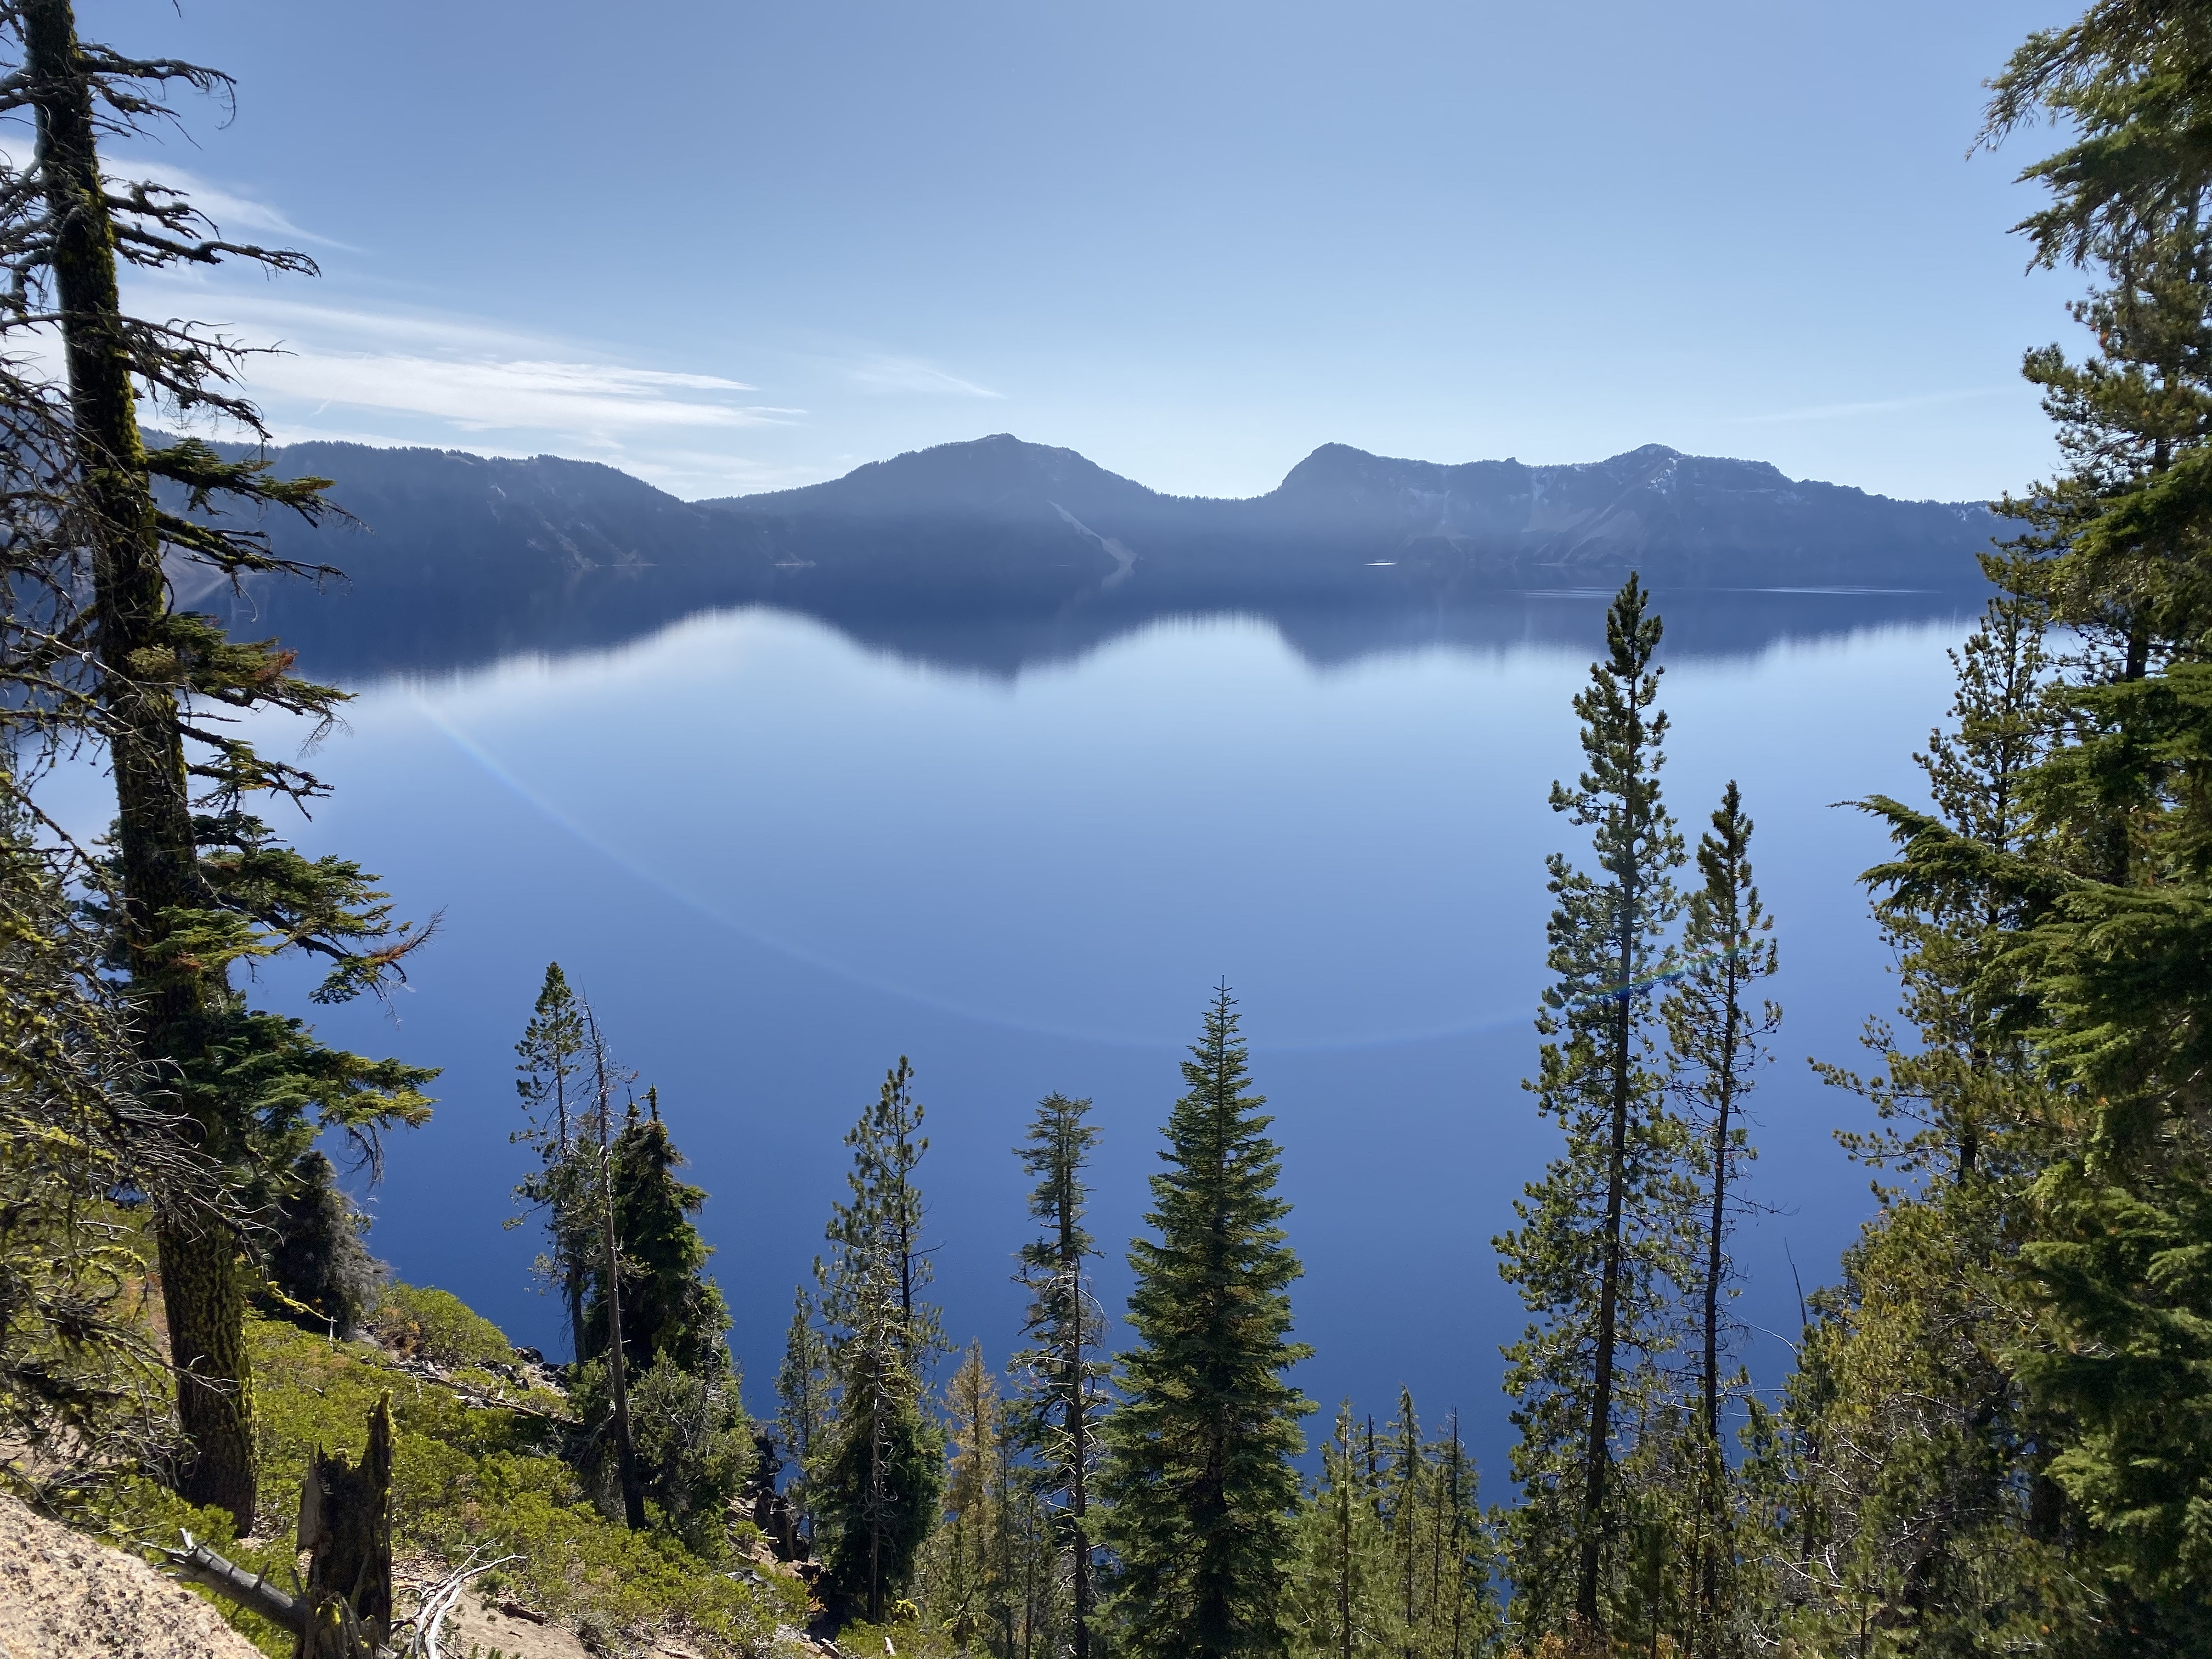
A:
[160,589,1977,1483]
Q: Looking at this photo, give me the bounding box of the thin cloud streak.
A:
[1728,387,2014,425]
[838,353,1003,398]
[249,351,797,434]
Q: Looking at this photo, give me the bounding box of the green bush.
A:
[569,1356,752,1559]
[371,1282,511,1370]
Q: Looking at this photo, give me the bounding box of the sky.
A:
[71,0,2075,501]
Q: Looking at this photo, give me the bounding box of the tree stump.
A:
[295,1394,394,1659]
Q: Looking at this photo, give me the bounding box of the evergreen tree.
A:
[930,1341,1006,1649]
[1285,1395,1501,1659]
[1663,781,1779,1656]
[1766,12,2212,1641]
[777,1280,831,1544]
[622,1355,751,1559]
[579,1009,646,1530]
[512,962,592,1364]
[1288,1401,1394,1659]
[584,1088,730,1377]
[1011,1092,1110,1659]
[817,1060,946,1620]
[0,2,438,1527]
[1494,573,1688,1645]
[266,1149,384,1339]
[1100,985,1313,1659]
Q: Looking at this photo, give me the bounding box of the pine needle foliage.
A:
[1100,985,1313,1659]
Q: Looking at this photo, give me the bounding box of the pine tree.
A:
[1288,1401,1395,1659]
[1424,1416,1498,1659]
[581,1009,646,1530]
[266,1149,384,1339]
[1011,1092,1110,1659]
[512,962,593,1364]
[1494,573,1688,1645]
[1385,1388,1424,1659]
[932,1341,1006,1649]
[1763,584,2070,1651]
[1795,8,2212,1631]
[585,1088,729,1376]
[777,1280,831,1544]
[1100,985,1313,1659]
[1285,1396,1501,1659]
[1663,782,1779,1656]
[817,1060,946,1620]
[1,2,438,1527]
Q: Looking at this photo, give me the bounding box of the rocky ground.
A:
[0,1493,264,1659]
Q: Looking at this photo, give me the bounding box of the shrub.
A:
[371,1282,511,1370]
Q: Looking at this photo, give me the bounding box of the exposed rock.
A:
[0,1493,264,1659]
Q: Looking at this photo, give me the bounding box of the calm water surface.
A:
[140,594,1974,1484]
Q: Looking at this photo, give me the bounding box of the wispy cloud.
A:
[251,351,795,435]
[129,283,797,443]
[838,353,1003,398]
[0,137,357,251]
[1727,387,2013,425]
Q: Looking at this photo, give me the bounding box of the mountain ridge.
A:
[170,431,2001,679]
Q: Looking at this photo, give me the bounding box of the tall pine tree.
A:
[777,1280,831,1545]
[3,1,438,1527]
[817,1059,946,1620]
[1494,573,1688,1646]
[1664,781,1779,1656]
[1011,1091,1110,1659]
[1101,986,1313,1659]
[512,962,593,1364]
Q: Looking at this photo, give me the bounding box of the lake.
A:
[119,586,1980,1488]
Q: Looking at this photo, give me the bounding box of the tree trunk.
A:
[1699,975,1739,1658]
[155,1213,257,1530]
[1577,908,1635,1632]
[599,1132,645,1529]
[21,0,253,1530]
[296,1396,394,1659]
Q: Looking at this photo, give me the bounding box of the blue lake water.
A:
[81,590,1979,1488]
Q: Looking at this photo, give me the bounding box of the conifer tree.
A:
[1424,1416,1497,1659]
[1285,1395,1500,1659]
[933,1341,1006,1649]
[0,1,439,1527]
[1100,985,1313,1659]
[1494,573,1687,1645]
[513,962,592,1364]
[1664,781,1778,1656]
[585,1088,729,1376]
[1289,1401,1394,1659]
[1011,1092,1110,1659]
[1766,584,2067,1650]
[817,1060,946,1620]
[266,1149,383,1339]
[1385,1387,1424,1657]
[1791,7,2212,1631]
[777,1281,831,1543]
[582,1010,646,1530]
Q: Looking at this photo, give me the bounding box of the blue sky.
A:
[80,0,2072,501]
